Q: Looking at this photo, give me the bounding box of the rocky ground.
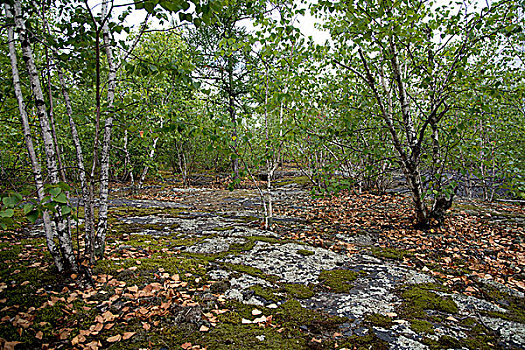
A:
[0,175,524,349]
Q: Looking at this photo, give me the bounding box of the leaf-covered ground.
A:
[0,174,524,350]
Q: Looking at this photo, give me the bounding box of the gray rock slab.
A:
[302,289,398,319]
[452,293,507,314]
[303,253,435,319]
[481,316,525,348]
[390,335,429,350]
[120,215,180,225]
[220,241,349,284]
[185,237,247,254]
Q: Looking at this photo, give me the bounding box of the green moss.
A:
[339,331,389,350]
[0,242,22,261]
[296,249,314,256]
[460,317,477,327]
[478,283,525,324]
[213,226,235,231]
[201,323,306,349]
[275,299,347,332]
[410,319,434,334]
[461,334,501,350]
[318,269,358,293]
[282,283,314,299]
[401,285,458,314]
[225,236,282,254]
[217,311,243,324]
[249,285,283,303]
[226,264,279,283]
[365,313,393,328]
[371,246,412,261]
[438,335,462,348]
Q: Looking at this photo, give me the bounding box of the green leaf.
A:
[23,203,34,215]
[0,209,14,218]
[27,210,40,223]
[54,193,68,204]
[61,205,72,216]
[2,196,18,207]
[48,187,62,197]
[144,1,156,13]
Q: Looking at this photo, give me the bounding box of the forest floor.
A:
[0,172,524,350]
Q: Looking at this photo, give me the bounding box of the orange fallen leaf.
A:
[107,334,122,343]
[122,332,135,340]
[3,341,22,350]
[93,323,104,333]
[181,343,192,349]
[35,331,43,339]
[71,334,86,345]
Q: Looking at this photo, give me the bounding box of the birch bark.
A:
[94,0,117,258]
[10,1,77,271]
[6,3,64,272]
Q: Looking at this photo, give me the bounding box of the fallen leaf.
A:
[71,334,86,345]
[122,332,135,340]
[107,334,122,342]
[3,341,22,350]
[181,342,193,349]
[35,331,43,339]
[199,325,209,332]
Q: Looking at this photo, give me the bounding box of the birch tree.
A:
[6,1,77,272]
[317,0,518,226]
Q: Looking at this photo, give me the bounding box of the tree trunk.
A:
[11,1,77,271]
[228,58,239,182]
[94,0,117,259]
[138,119,163,189]
[123,129,135,185]
[6,3,65,272]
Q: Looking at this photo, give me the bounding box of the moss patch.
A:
[478,283,525,324]
[400,284,458,315]
[410,319,434,334]
[371,246,412,261]
[200,323,306,349]
[339,331,389,350]
[275,299,347,333]
[318,269,359,293]
[296,249,315,256]
[282,283,314,299]
[226,264,279,283]
[249,285,283,303]
[365,313,393,328]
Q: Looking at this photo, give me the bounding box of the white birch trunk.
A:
[12,0,77,271]
[94,0,117,258]
[6,3,65,272]
[138,119,163,189]
[123,129,135,185]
